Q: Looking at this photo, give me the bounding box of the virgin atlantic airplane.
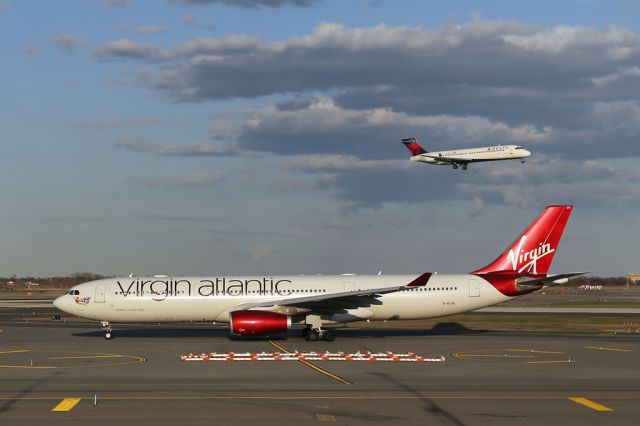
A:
[54,205,582,341]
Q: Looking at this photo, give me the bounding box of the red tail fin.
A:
[472,205,573,278]
[402,138,427,156]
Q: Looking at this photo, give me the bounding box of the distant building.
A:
[628,273,640,286]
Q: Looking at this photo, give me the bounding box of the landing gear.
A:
[521,159,526,164]
[322,329,335,342]
[452,164,458,170]
[305,329,320,341]
[101,321,112,340]
[303,314,335,341]
[303,328,335,341]
[461,164,467,170]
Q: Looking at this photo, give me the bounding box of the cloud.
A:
[212,98,553,158]
[102,0,129,5]
[169,0,318,7]
[24,46,39,55]
[94,21,640,102]
[145,171,226,188]
[115,138,243,156]
[142,212,216,222]
[95,39,171,61]
[75,117,172,129]
[467,197,485,217]
[249,244,273,259]
[94,20,640,211]
[285,154,405,171]
[131,26,170,34]
[48,34,85,51]
[181,13,215,31]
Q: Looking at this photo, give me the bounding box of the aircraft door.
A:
[468,279,480,297]
[95,284,106,303]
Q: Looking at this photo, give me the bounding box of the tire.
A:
[322,330,335,341]
[305,329,320,341]
[301,327,311,338]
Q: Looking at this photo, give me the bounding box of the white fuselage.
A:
[412,145,531,165]
[54,274,515,325]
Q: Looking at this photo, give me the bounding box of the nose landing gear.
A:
[101,321,112,339]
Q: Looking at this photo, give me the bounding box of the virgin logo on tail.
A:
[473,205,572,277]
[507,235,555,275]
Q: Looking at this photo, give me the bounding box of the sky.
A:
[1,0,639,277]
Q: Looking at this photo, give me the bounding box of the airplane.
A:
[402,138,531,170]
[54,205,582,341]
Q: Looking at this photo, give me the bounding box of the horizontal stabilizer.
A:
[516,272,588,289]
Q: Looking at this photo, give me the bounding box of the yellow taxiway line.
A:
[0,395,636,401]
[48,355,126,360]
[584,346,632,352]
[568,397,614,412]
[268,340,352,385]
[51,398,81,412]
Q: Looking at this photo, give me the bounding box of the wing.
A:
[423,154,471,164]
[229,272,432,314]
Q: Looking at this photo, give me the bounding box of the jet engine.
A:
[230,311,291,336]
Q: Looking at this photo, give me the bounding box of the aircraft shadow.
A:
[71,322,489,340]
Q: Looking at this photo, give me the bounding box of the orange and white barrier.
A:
[180,351,445,362]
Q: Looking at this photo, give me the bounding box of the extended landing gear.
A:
[452,164,458,170]
[305,328,335,341]
[452,164,468,170]
[101,321,112,340]
[461,164,468,170]
[302,325,335,341]
[521,159,526,164]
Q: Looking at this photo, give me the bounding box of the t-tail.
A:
[402,138,427,156]
[473,205,574,279]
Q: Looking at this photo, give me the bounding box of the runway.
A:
[1,314,639,426]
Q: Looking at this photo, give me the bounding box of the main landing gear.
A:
[101,321,112,340]
[451,164,468,170]
[301,326,335,342]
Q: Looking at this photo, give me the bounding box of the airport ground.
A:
[1,299,639,425]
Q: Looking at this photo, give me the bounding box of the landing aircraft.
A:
[54,205,582,341]
[402,138,531,170]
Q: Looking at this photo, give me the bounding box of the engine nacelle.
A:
[230,311,291,336]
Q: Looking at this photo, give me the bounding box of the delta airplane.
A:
[54,205,582,342]
[402,138,531,170]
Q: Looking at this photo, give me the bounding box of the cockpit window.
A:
[515,145,522,149]
[68,290,80,295]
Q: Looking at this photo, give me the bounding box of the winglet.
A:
[402,138,427,156]
[406,272,432,287]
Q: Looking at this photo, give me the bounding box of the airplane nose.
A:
[53,296,64,312]
[524,150,532,157]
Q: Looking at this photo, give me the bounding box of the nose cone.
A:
[53,295,66,312]
[523,149,532,157]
